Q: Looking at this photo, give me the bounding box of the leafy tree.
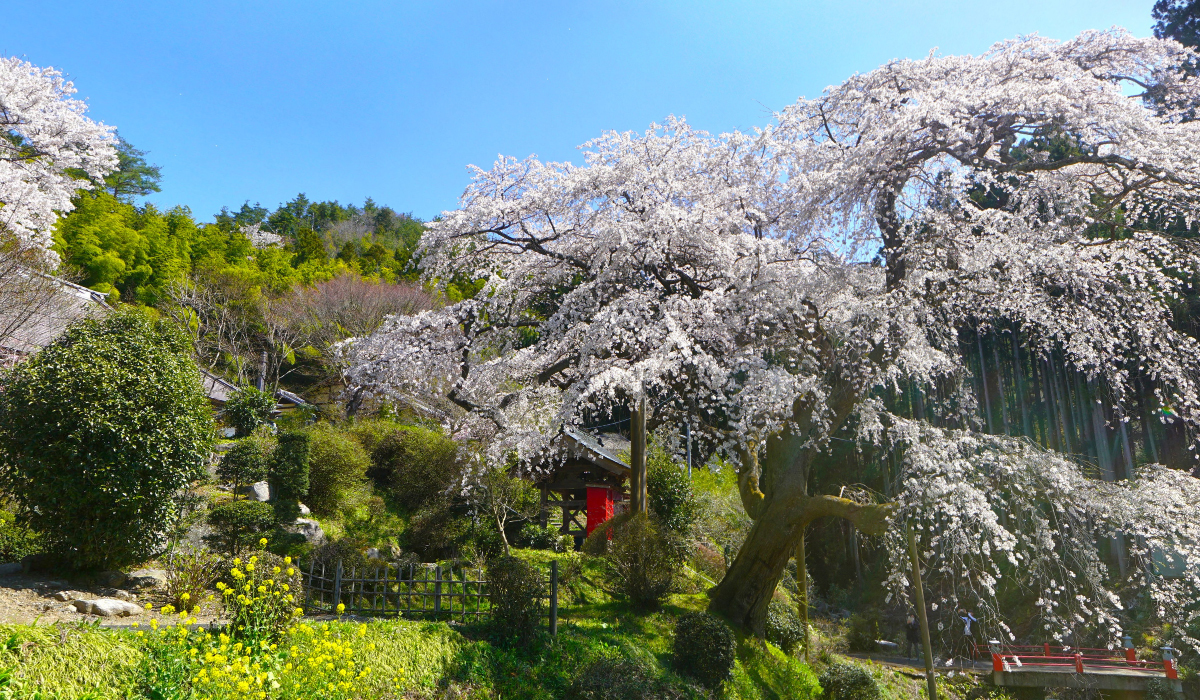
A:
[1154,0,1200,48]
[269,430,311,523]
[217,432,274,494]
[0,310,214,569]
[224,387,276,437]
[647,449,697,535]
[103,134,162,201]
[205,500,274,555]
[304,424,370,517]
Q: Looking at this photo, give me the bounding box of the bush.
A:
[164,544,222,613]
[371,425,461,509]
[605,513,686,609]
[217,548,303,644]
[404,497,473,561]
[487,555,544,646]
[647,460,697,535]
[520,522,571,552]
[344,417,404,454]
[846,610,881,652]
[565,656,684,700]
[0,510,42,564]
[674,611,736,691]
[269,430,311,523]
[205,500,275,555]
[767,598,805,655]
[224,387,275,437]
[305,424,371,517]
[819,662,882,700]
[0,310,214,569]
[216,432,274,491]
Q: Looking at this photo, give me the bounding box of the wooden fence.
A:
[301,559,559,635]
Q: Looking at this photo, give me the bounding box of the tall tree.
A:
[346,30,1200,642]
[102,134,162,201]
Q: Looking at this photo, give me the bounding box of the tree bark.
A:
[709,476,894,635]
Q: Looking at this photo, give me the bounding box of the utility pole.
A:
[256,351,267,392]
[908,522,938,700]
[685,422,692,479]
[630,398,647,513]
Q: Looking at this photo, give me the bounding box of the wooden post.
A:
[908,523,937,700]
[630,398,647,514]
[434,565,442,616]
[333,560,343,615]
[549,560,559,638]
[796,529,810,663]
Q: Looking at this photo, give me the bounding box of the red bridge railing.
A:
[979,639,1177,679]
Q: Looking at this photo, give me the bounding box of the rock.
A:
[0,563,21,576]
[298,502,311,516]
[127,569,167,589]
[73,598,142,617]
[237,481,272,502]
[97,571,127,588]
[365,548,382,560]
[291,518,325,545]
[51,591,72,602]
[876,640,900,652]
[99,588,135,601]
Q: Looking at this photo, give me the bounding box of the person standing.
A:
[959,609,979,658]
[905,614,921,659]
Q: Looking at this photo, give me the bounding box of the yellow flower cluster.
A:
[219,554,302,643]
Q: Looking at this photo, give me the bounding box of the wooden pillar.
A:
[908,523,937,700]
[630,397,647,514]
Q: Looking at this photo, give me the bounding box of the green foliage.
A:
[520,523,572,552]
[1146,678,1177,700]
[565,656,684,700]
[818,662,882,700]
[674,611,736,691]
[486,555,545,646]
[217,433,274,491]
[269,430,311,523]
[647,457,698,535]
[164,544,222,613]
[0,510,42,564]
[766,598,805,655]
[604,513,686,609]
[344,417,403,455]
[0,311,213,569]
[371,425,462,510]
[845,611,880,653]
[220,549,303,644]
[103,134,162,201]
[305,423,371,517]
[205,500,275,555]
[404,498,474,561]
[225,387,276,437]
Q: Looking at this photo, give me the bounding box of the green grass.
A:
[0,622,144,700]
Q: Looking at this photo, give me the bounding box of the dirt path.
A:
[0,570,224,627]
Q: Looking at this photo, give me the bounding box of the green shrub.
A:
[269,430,311,523]
[520,522,571,552]
[674,611,736,691]
[565,656,684,700]
[605,513,685,609]
[846,610,880,652]
[487,555,545,646]
[305,424,371,517]
[344,417,404,455]
[224,387,276,437]
[164,544,222,613]
[404,498,472,561]
[647,459,697,535]
[217,433,274,491]
[0,310,214,569]
[205,500,275,555]
[371,425,461,509]
[767,598,805,655]
[819,662,882,700]
[0,510,42,564]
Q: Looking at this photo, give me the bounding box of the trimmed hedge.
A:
[674,611,735,690]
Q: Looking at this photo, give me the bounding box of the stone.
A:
[298,502,311,516]
[0,563,21,576]
[51,591,72,602]
[97,571,127,588]
[365,548,382,560]
[876,640,900,652]
[237,481,272,502]
[127,569,167,589]
[72,598,142,617]
[291,518,325,545]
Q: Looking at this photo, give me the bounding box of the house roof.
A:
[199,368,309,408]
[561,426,631,476]
[0,272,111,355]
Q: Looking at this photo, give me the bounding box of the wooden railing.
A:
[301,559,560,635]
[982,640,1177,679]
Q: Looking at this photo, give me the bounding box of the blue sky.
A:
[4,1,1153,222]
